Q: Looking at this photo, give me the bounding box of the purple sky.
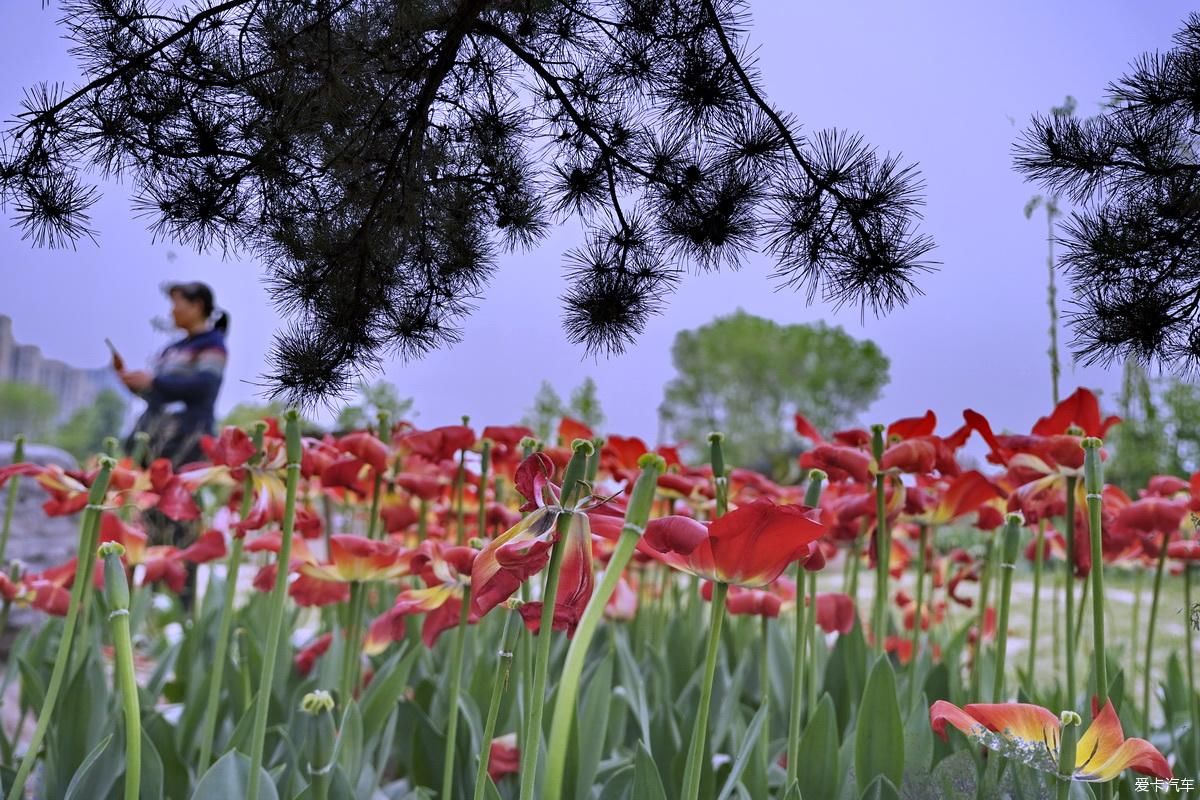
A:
[1,1,1194,442]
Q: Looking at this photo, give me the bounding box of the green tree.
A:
[0,381,58,441]
[335,381,414,432]
[568,377,605,432]
[221,401,289,429]
[1107,362,1200,493]
[54,389,125,460]
[658,311,889,478]
[522,378,607,442]
[523,381,566,443]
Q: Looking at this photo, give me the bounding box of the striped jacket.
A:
[128,328,227,466]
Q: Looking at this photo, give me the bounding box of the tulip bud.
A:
[1082,437,1104,494]
[560,441,592,507]
[130,431,149,464]
[623,457,665,538]
[300,690,336,799]
[804,470,827,507]
[1002,513,1023,567]
[284,409,303,465]
[1057,709,1081,781]
[870,423,885,460]
[519,436,539,458]
[98,542,129,612]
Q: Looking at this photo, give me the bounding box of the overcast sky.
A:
[1,1,1194,442]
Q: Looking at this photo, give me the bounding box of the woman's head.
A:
[166,281,228,334]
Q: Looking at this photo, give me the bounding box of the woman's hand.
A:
[120,370,153,393]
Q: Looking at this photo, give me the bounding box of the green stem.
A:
[197,536,244,767]
[115,623,142,799]
[454,446,468,545]
[848,533,862,599]
[786,470,825,783]
[0,436,23,563]
[1141,533,1170,735]
[340,582,367,704]
[518,442,591,800]
[441,584,473,800]
[477,440,492,542]
[366,471,383,540]
[101,544,140,800]
[1082,440,1108,707]
[871,471,890,655]
[1027,521,1045,684]
[1063,476,1078,707]
[247,411,302,800]
[1052,552,1062,676]
[993,515,1022,702]
[805,569,818,717]
[7,458,113,800]
[1072,570,1089,656]
[1056,712,1079,800]
[198,427,263,770]
[681,581,728,800]
[757,614,771,784]
[473,612,519,800]
[1130,567,1143,688]
[909,523,929,707]
[786,560,809,789]
[541,456,662,800]
[970,538,994,700]
[1184,563,1198,773]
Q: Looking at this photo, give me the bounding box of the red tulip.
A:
[640,499,825,587]
[294,633,333,676]
[299,535,411,583]
[487,733,521,782]
[931,699,1169,782]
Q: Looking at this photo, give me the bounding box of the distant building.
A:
[0,314,125,422]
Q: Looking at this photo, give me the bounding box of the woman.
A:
[119,281,228,468]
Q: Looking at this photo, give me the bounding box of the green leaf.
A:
[858,775,901,800]
[854,657,904,795]
[903,692,933,775]
[359,643,419,737]
[716,702,767,800]
[190,751,278,800]
[822,621,867,736]
[63,733,119,800]
[574,652,614,799]
[17,655,46,713]
[632,741,668,800]
[145,712,191,800]
[931,750,976,798]
[335,700,364,778]
[46,656,111,799]
[596,765,633,800]
[124,730,166,800]
[795,694,840,800]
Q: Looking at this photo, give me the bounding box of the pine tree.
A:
[1015,12,1200,373]
[1,0,933,402]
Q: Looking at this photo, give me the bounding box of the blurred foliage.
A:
[54,389,126,461]
[1107,361,1200,493]
[522,378,607,442]
[335,381,414,433]
[658,311,889,480]
[0,381,59,441]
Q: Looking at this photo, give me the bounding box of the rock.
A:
[0,441,81,636]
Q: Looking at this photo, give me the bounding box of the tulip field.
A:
[0,386,1195,799]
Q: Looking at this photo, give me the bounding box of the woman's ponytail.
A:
[212,310,230,335]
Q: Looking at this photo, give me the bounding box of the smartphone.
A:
[104,338,125,371]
